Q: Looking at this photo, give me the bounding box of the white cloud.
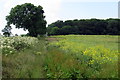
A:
[0,0,62,35]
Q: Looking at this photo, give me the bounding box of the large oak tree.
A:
[6,3,46,37]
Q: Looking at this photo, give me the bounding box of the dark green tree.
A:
[61,26,72,35]
[50,27,60,35]
[5,3,46,37]
[47,18,119,35]
[106,19,119,35]
[2,25,12,37]
[48,20,64,28]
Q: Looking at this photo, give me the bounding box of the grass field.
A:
[50,35,118,50]
[47,35,119,78]
[1,35,119,78]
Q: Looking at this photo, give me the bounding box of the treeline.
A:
[47,18,120,35]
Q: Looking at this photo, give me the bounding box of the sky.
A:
[0,0,119,35]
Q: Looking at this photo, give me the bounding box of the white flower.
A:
[7,46,11,48]
[1,45,3,48]
[9,51,13,53]
[5,54,8,56]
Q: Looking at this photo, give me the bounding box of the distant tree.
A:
[47,18,120,35]
[2,25,12,37]
[107,19,119,35]
[94,20,107,35]
[47,27,52,36]
[5,3,46,37]
[61,26,72,35]
[50,27,60,35]
[48,20,64,28]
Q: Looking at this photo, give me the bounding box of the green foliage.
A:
[49,35,119,78]
[50,27,60,35]
[2,37,46,78]
[20,34,28,37]
[44,47,83,78]
[47,18,120,35]
[107,19,120,35]
[61,26,72,35]
[2,35,119,78]
[2,25,12,37]
[1,36,39,55]
[5,3,46,37]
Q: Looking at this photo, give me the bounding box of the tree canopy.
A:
[2,25,12,37]
[47,18,120,35]
[5,3,46,37]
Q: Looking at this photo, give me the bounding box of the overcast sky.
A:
[0,0,119,35]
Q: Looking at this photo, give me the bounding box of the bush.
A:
[1,36,39,55]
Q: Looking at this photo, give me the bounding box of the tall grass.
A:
[2,35,119,79]
[43,46,118,78]
[48,35,119,78]
[2,38,46,78]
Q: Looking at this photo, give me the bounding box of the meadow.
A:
[1,35,119,78]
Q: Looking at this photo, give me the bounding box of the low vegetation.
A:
[1,35,119,78]
[48,35,119,78]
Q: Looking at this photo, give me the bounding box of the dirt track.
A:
[46,37,63,42]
